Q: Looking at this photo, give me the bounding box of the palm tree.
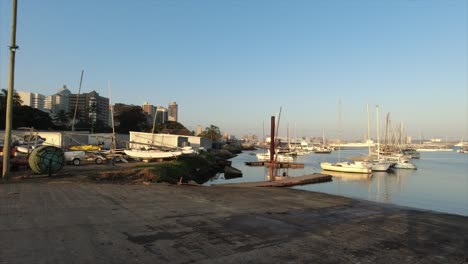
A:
[0,89,23,108]
[54,110,70,127]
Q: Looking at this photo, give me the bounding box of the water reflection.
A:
[322,170,372,182]
[206,149,468,216]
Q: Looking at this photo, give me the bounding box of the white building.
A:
[18,91,47,112]
[0,130,128,149]
[196,125,203,136]
[50,85,71,115]
[18,85,71,116]
[128,131,211,150]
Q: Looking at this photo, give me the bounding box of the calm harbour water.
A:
[205,149,468,217]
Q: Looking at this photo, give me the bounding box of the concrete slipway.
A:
[0,179,467,263]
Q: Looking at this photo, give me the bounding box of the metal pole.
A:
[2,0,19,179]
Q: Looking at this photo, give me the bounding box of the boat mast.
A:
[367,104,371,156]
[151,107,157,134]
[275,106,282,146]
[72,70,84,131]
[294,123,297,150]
[322,128,325,147]
[338,98,342,162]
[385,112,393,151]
[400,122,404,149]
[108,81,116,152]
[275,107,282,162]
[376,105,380,160]
[262,121,266,151]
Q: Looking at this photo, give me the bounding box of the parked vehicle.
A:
[64,151,86,166]
[64,151,108,165]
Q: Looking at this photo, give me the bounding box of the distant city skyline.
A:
[0,1,466,140]
[16,86,179,129]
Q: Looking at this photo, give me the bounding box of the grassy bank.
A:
[90,150,230,184]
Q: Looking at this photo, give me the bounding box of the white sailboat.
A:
[321,161,371,174]
[256,149,293,163]
[124,148,182,159]
[393,159,417,169]
[368,105,391,172]
[314,129,333,154]
[320,99,372,174]
[456,138,468,153]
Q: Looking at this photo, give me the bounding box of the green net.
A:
[28,146,65,174]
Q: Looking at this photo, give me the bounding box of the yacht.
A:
[320,161,372,174]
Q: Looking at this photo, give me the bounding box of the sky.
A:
[0,0,467,141]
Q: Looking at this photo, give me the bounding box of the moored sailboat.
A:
[320,161,372,174]
[256,149,293,163]
[393,158,417,169]
[320,99,372,174]
[368,105,391,172]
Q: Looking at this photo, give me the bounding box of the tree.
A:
[115,105,148,134]
[0,89,23,108]
[9,106,55,130]
[199,125,222,141]
[150,121,189,133]
[93,119,112,133]
[54,110,70,128]
[0,89,23,128]
[88,101,98,132]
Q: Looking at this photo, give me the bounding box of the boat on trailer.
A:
[123,149,182,159]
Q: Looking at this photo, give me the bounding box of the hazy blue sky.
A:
[0,0,466,141]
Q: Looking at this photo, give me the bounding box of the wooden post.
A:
[269,116,275,181]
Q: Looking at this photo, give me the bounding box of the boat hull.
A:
[320,162,371,174]
[124,149,182,159]
[416,148,453,152]
[370,162,391,172]
[393,162,417,170]
[256,153,293,163]
[69,145,102,151]
[321,170,371,181]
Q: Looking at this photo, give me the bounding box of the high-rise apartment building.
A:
[142,102,154,125]
[68,91,109,127]
[168,101,178,122]
[142,102,154,117]
[45,85,71,116]
[155,106,168,125]
[196,125,203,136]
[17,91,47,112]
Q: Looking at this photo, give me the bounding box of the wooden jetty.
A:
[244,161,304,168]
[265,162,304,168]
[212,173,332,187]
[244,161,265,166]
